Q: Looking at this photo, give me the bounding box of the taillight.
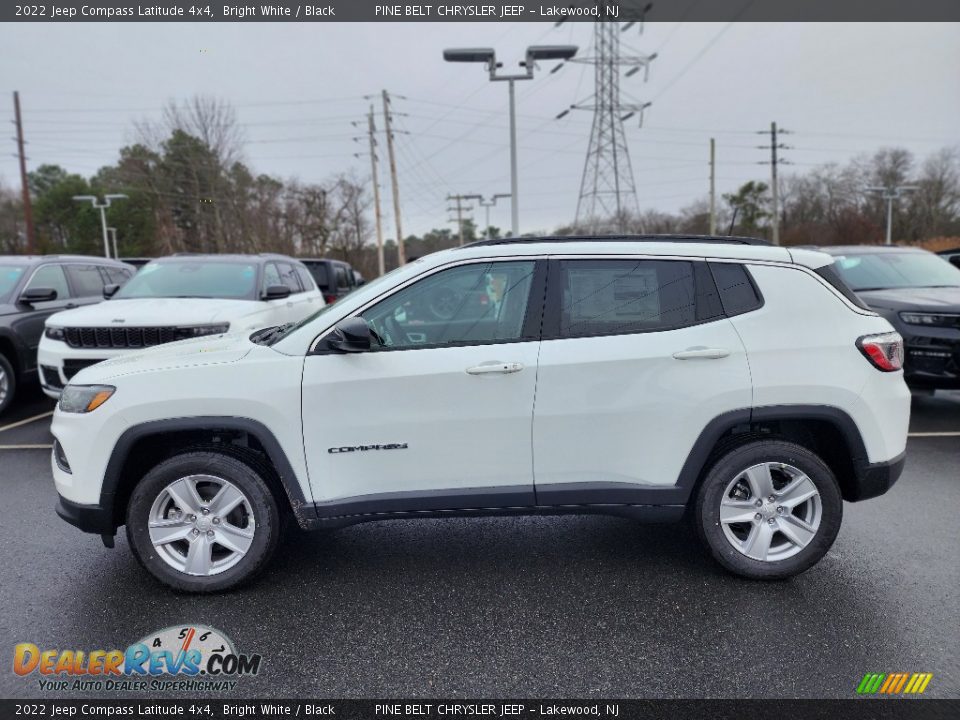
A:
[323,293,337,305]
[857,332,904,372]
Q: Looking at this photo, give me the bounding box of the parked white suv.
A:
[50,236,910,592]
[38,253,324,397]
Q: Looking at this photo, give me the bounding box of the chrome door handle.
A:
[672,347,730,360]
[466,361,524,375]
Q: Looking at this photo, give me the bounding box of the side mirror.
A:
[262,285,291,300]
[103,283,121,299]
[329,317,372,353]
[20,287,57,305]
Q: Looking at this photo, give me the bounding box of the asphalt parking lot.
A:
[0,383,957,699]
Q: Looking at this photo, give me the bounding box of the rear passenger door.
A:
[532,257,753,504]
[65,264,109,306]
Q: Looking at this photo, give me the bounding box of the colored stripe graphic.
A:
[857,672,932,694]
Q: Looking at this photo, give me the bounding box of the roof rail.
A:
[463,234,771,248]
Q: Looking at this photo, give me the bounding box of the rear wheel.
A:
[0,354,16,415]
[126,451,281,593]
[695,440,842,580]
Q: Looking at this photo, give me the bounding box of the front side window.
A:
[558,259,697,338]
[114,261,258,300]
[360,260,536,350]
[262,263,282,290]
[25,264,71,300]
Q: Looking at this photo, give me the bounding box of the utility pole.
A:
[366,106,385,276]
[709,138,716,235]
[382,90,405,265]
[447,194,475,246]
[757,121,791,245]
[13,91,35,254]
[864,185,918,245]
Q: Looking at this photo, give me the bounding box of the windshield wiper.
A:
[251,322,295,346]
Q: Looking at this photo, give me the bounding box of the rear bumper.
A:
[848,451,907,502]
[55,494,115,536]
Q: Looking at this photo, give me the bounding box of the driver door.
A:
[301,259,545,510]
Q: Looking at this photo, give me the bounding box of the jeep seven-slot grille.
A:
[64,326,187,349]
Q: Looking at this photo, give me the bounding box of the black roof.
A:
[462,234,771,248]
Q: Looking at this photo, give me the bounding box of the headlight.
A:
[182,323,229,338]
[59,385,116,414]
[45,327,65,341]
[899,312,958,327]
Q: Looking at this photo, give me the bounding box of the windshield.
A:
[114,261,259,300]
[0,264,27,304]
[831,252,960,291]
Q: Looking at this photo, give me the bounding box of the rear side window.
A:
[278,262,302,293]
[709,262,763,316]
[295,267,316,291]
[100,266,132,286]
[815,263,872,311]
[66,265,105,297]
[557,259,698,338]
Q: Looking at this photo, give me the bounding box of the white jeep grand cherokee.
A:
[38,253,324,397]
[50,236,910,592]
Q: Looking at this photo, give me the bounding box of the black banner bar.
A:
[0,699,957,720]
[4,0,960,23]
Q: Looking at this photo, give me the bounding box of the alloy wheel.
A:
[148,474,256,576]
[718,462,823,562]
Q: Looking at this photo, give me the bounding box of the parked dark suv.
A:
[299,258,361,305]
[0,255,135,414]
[821,245,960,391]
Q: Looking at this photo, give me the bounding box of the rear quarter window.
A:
[709,262,763,316]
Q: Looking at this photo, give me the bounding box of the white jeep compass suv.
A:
[50,236,910,592]
[38,253,324,397]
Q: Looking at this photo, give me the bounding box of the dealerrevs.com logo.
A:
[13,625,262,692]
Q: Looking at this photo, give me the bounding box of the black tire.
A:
[126,451,282,593]
[0,353,16,416]
[694,440,842,580]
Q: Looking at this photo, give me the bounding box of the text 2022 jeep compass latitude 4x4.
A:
[50,236,910,592]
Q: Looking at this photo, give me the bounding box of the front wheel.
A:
[126,451,281,593]
[694,440,842,580]
[0,354,16,415]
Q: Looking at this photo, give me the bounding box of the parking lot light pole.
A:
[863,185,918,245]
[444,45,578,237]
[72,194,128,258]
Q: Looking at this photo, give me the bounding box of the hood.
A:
[71,332,255,384]
[46,297,262,329]
[857,286,960,312]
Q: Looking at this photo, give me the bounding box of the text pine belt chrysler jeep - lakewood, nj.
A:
[49,235,910,592]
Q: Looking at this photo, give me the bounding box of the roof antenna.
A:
[727,207,739,236]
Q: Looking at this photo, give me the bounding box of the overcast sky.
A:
[1,21,958,237]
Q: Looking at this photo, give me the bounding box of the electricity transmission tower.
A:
[557,10,656,231]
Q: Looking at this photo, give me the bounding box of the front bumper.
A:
[38,341,129,398]
[849,451,907,502]
[901,327,960,390]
